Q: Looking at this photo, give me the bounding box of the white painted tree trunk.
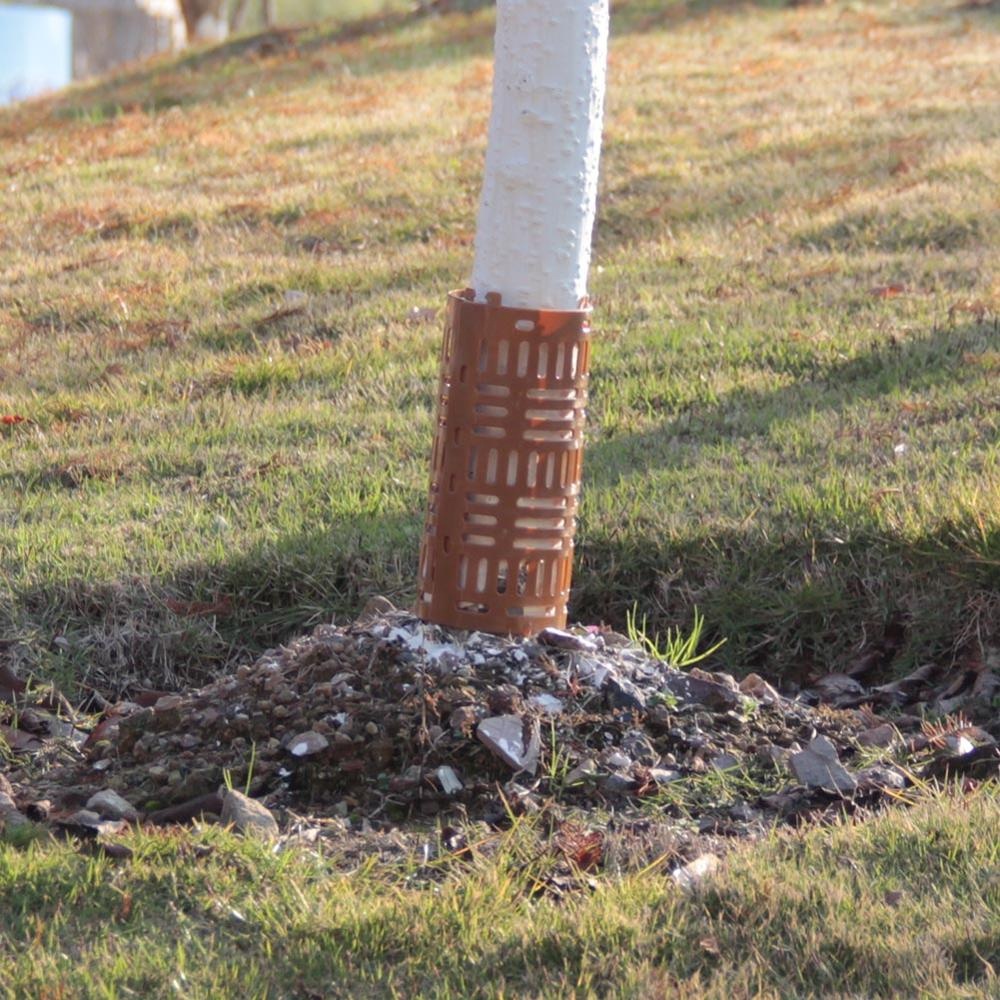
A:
[470,0,609,311]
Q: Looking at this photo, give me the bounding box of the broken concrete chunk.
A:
[288,731,330,757]
[790,736,857,794]
[220,788,279,839]
[86,789,140,822]
[476,714,540,774]
[671,853,720,892]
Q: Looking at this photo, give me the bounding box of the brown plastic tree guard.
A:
[417,290,591,635]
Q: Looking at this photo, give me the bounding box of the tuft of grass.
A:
[625,604,727,668]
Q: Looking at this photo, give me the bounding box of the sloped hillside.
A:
[0,0,998,693]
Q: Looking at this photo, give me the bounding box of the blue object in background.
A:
[0,3,72,105]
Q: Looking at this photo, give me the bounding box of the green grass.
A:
[2,3,999,994]
[1,784,998,998]
[1,0,998,695]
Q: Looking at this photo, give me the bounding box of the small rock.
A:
[789,736,857,794]
[606,675,646,713]
[288,731,330,757]
[574,656,613,689]
[661,673,740,711]
[944,734,976,756]
[565,758,598,785]
[671,854,720,892]
[86,789,140,822]
[0,791,30,830]
[710,753,740,772]
[856,724,899,749]
[154,695,183,713]
[601,749,633,770]
[357,596,396,624]
[528,693,564,715]
[220,789,279,839]
[600,773,637,794]
[855,765,908,792]
[757,744,793,769]
[738,673,781,705]
[622,729,658,765]
[477,715,541,774]
[65,810,128,836]
[435,765,463,796]
[647,767,682,786]
[813,674,866,705]
[538,627,598,652]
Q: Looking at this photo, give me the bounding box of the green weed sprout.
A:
[625,605,726,669]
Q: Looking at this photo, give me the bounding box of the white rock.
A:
[435,766,463,795]
[289,731,330,757]
[528,693,565,715]
[86,789,140,822]
[477,714,541,774]
[790,736,857,794]
[220,789,279,840]
[671,854,720,892]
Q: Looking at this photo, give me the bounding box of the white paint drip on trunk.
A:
[470,0,609,311]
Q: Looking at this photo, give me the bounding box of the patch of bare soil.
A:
[2,601,998,874]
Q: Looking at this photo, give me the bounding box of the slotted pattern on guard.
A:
[417,290,591,635]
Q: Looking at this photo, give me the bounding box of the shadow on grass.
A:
[6,317,998,692]
[5,510,421,695]
[585,317,1000,484]
[577,316,999,673]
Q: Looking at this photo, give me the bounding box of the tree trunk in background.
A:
[179,0,228,40]
[470,0,609,309]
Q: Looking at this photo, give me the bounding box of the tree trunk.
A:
[470,0,609,310]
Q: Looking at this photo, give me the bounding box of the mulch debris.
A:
[2,601,998,873]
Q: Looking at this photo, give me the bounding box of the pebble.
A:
[86,789,140,822]
[789,736,857,794]
[220,788,279,839]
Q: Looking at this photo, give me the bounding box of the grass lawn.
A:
[1,0,998,692]
[0,2,998,992]
[1,784,998,998]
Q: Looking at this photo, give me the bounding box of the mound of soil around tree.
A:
[2,601,998,869]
